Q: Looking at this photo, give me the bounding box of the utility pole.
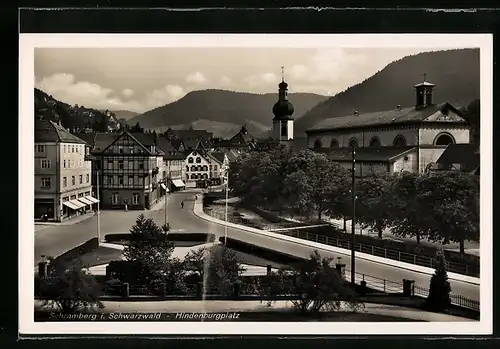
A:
[165,182,169,231]
[96,170,101,246]
[224,169,229,246]
[351,145,356,286]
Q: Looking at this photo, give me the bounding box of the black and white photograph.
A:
[19,33,492,336]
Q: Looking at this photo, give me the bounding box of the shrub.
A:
[426,249,452,311]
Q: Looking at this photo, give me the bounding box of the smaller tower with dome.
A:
[272,67,294,150]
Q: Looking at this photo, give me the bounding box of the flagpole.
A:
[224,170,229,246]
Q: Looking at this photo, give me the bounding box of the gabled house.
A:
[92,131,166,210]
[436,143,480,175]
[156,136,187,191]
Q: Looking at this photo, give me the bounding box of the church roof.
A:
[35,120,88,144]
[306,102,464,133]
[316,146,416,163]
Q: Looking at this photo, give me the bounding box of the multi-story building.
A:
[35,120,96,222]
[156,137,186,191]
[184,148,212,187]
[92,131,166,210]
[207,152,229,180]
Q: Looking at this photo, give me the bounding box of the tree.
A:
[284,150,346,221]
[37,257,103,314]
[267,251,363,314]
[418,171,479,257]
[390,172,430,246]
[426,249,451,311]
[184,246,245,296]
[356,173,395,239]
[123,214,184,290]
[130,122,144,133]
[460,99,480,145]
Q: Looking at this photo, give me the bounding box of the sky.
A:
[35,47,442,114]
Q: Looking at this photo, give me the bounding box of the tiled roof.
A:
[73,132,96,147]
[225,149,240,162]
[132,133,156,146]
[175,129,213,140]
[169,138,184,151]
[35,120,88,144]
[210,151,226,164]
[183,138,202,150]
[436,143,479,172]
[307,102,465,132]
[317,146,416,163]
[93,133,121,152]
[156,137,186,160]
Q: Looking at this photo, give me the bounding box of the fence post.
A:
[359,244,362,252]
[413,254,416,265]
[384,249,387,259]
[305,232,309,240]
[315,234,318,243]
[326,236,329,245]
[347,241,350,250]
[336,238,339,246]
[398,251,401,261]
[122,283,130,298]
[371,246,374,255]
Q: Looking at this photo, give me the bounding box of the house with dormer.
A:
[91,132,166,209]
[305,78,471,176]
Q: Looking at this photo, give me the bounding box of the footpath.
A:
[192,196,480,286]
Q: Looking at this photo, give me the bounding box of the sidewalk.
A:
[35,212,95,228]
[192,195,480,286]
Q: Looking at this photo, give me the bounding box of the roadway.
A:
[34,189,480,301]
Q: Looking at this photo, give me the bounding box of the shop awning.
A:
[85,196,100,204]
[78,197,94,205]
[172,179,185,187]
[69,199,86,209]
[63,201,80,210]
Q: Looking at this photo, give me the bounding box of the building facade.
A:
[94,132,166,210]
[156,136,186,191]
[305,79,471,175]
[35,120,96,222]
[184,149,212,187]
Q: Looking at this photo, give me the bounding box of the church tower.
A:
[414,73,435,109]
[272,67,294,150]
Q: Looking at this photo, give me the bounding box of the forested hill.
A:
[294,49,480,135]
[128,90,328,137]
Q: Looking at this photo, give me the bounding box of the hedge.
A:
[104,233,215,244]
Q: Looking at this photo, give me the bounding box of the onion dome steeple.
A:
[272,66,295,120]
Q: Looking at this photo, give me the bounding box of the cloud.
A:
[36,73,187,113]
[144,84,186,107]
[220,76,231,85]
[121,88,134,98]
[243,72,278,88]
[185,72,208,84]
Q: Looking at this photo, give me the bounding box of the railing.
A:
[278,229,478,277]
[413,285,479,311]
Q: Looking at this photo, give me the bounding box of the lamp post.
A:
[224,169,229,246]
[350,145,356,286]
[164,180,169,232]
[96,170,101,246]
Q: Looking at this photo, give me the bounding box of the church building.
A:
[272,67,295,153]
[304,77,471,176]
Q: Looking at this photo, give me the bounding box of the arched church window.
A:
[314,139,322,149]
[349,138,358,148]
[330,139,339,148]
[369,137,381,147]
[393,135,407,147]
[434,133,455,146]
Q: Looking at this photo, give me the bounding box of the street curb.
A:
[192,198,480,286]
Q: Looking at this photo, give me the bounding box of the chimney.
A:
[396,105,402,110]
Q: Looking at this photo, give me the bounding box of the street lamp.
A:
[161,179,170,232]
[96,170,101,246]
[350,145,356,286]
[224,169,229,246]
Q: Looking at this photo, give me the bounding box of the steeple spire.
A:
[423,73,427,82]
[281,66,285,82]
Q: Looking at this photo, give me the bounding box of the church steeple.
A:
[414,73,435,109]
[272,67,294,149]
